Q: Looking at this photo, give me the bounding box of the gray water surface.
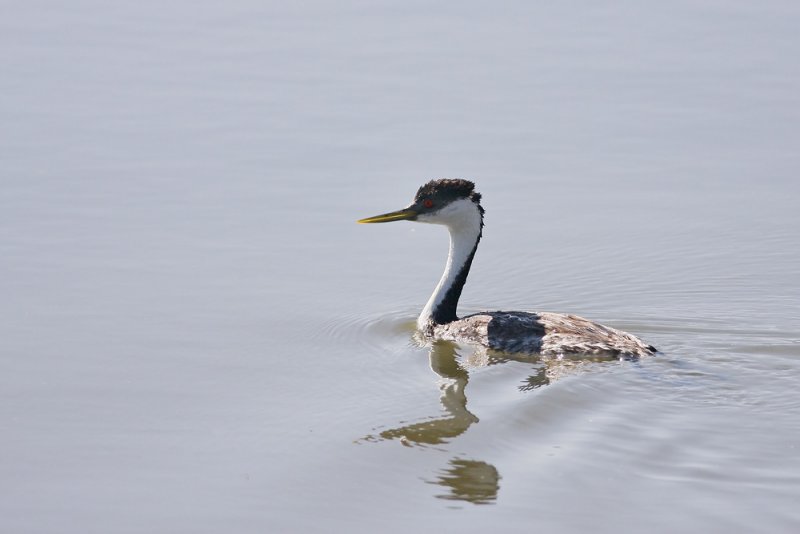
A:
[2,1,799,532]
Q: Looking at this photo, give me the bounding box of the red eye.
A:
[423,199,434,208]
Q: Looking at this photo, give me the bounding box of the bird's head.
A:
[358,179,484,229]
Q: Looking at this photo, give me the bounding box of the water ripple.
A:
[317,308,418,353]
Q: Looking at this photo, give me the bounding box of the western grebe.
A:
[358,179,656,357]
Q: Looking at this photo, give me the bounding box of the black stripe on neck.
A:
[431,233,481,325]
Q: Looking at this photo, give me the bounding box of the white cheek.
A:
[416,212,444,225]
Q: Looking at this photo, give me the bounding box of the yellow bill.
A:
[357,208,417,224]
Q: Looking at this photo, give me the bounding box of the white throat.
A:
[417,198,483,330]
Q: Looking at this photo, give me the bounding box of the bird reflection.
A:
[374,341,477,446]
[428,457,500,505]
[360,339,623,504]
[363,340,612,445]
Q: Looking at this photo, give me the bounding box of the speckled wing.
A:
[432,311,655,357]
[535,312,655,357]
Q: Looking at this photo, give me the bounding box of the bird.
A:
[358,179,657,358]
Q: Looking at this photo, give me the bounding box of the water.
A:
[2,1,799,532]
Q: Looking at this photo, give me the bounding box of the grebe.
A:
[358,179,656,357]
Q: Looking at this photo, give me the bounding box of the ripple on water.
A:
[317,308,418,354]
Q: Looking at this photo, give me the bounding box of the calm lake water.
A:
[2,1,799,532]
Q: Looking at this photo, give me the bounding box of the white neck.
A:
[417,199,483,330]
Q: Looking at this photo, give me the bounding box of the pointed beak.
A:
[357,208,418,224]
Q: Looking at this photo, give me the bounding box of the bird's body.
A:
[426,311,655,357]
[359,179,656,358]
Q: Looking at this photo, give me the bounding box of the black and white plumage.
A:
[358,179,656,358]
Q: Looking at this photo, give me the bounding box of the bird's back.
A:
[431,311,656,357]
